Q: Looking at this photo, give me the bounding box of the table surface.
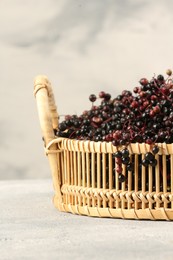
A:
[1,179,173,260]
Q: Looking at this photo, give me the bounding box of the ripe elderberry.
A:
[145,152,155,161]
[152,145,159,154]
[89,94,97,102]
[121,148,129,158]
[113,151,122,158]
[118,174,127,183]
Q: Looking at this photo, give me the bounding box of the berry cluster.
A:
[113,148,133,182]
[56,69,173,146]
[141,146,159,167]
[55,70,173,183]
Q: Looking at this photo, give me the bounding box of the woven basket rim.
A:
[46,136,173,155]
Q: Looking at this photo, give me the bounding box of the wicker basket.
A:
[34,75,173,220]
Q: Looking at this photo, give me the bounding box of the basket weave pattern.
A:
[34,76,173,220]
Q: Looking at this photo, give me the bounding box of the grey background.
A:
[1,0,173,179]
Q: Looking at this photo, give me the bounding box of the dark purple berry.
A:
[149,158,157,167]
[122,157,130,165]
[104,93,111,101]
[113,151,122,158]
[139,78,148,86]
[118,174,126,182]
[59,122,67,131]
[126,163,134,171]
[89,94,97,102]
[157,74,164,82]
[121,148,129,158]
[145,152,155,161]
[152,146,159,154]
[99,91,106,98]
[142,158,150,167]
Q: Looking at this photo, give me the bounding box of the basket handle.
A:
[34,75,59,146]
[34,75,62,201]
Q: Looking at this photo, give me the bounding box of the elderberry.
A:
[142,158,150,167]
[145,152,155,161]
[152,145,159,154]
[118,174,127,183]
[89,94,97,102]
[150,158,157,167]
[113,151,122,158]
[59,122,67,131]
[126,162,134,171]
[121,148,129,158]
[122,157,130,165]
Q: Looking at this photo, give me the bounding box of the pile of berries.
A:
[56,69,173,146]
[55,70,173,182]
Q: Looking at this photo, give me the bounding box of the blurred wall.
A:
[0,0,173,179]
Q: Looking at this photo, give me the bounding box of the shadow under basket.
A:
[34,75,173,221]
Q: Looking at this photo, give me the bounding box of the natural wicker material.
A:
[34,75,173,220]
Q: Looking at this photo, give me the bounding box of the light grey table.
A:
[0,179,173,260]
